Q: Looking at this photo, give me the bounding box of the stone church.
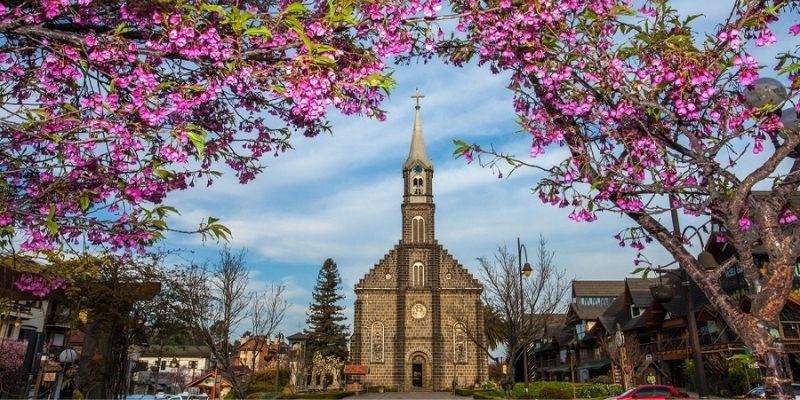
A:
[351,93,487,391]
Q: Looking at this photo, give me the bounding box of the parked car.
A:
[165,393,209,400]
[744,384,800,399]
[605,384,690,399]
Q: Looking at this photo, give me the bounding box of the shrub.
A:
[590,375,612,385]
[473,389,505,399]
[537,382,573,399]
[727,365,761,396]
[455,387,474,396]
[245,393,271,399]
[281,391,354,399]
[247,368,291,394]
[576,383,624,398]
[482,380,500,391]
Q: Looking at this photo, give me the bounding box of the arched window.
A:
[412,175,424,194]
[454,323,467,364]
[412,216,425,242]
[411,262,425,287]
[371,322,384,363]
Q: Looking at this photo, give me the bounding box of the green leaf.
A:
[611,5,636,16]
[631,267,645,275]
[114,22,132,35]
[200,3,225,14]
[185,124,207,156]
[46,205,58,235]
[452,139,471,156]
[79,194,90,211]
[284,2,308,14]
[359,73,397,90]
[285,17,313,50]
[312,55,336,66]
[244,26,272,39]
[154,169,172,179]
[778,63,800,76]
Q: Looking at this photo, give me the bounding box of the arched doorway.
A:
[411,354,425,389]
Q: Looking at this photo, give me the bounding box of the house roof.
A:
[287,331,308,341]
[572,280,625,297]
[625,278,655,308]
[140,345,211,359]
[186,369,234,389]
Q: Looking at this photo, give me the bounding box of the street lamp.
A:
[274,333,284,396]
[745,77,799,155]
[517,237,533,396]
[53,348,78,400]
[170,358,179,394]
[668,197,710,399]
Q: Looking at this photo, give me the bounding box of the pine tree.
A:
[306,258,349,361]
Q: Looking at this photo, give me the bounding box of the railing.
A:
[650,332,736,354]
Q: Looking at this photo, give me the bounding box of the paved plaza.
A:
[345,392,472,399]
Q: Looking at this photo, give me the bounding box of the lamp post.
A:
[53,348,78,400]
[668,197,711,399]
[274,333,284,396]
[170,357,179,394]
[517,237,533,396]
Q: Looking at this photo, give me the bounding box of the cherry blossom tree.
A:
[442,0,800,396]
[0,339,26,397]
[0,0,433,254]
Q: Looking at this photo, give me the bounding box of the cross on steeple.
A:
[411,89,424,109]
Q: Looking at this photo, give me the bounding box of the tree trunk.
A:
[740,318,795,400]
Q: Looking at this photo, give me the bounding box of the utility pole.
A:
[669,196,709,398]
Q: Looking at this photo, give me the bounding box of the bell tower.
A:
[402,89,435,244]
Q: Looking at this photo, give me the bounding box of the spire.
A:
[404,89,432,169]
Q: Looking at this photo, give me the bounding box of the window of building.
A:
[412,262,425,287]
[575,322,586,340]
[578,297,615,307]
[371,322,384,363]
[454,323,467,364]
[17,326,35,341]
[412,216,425,242]
[412,175,424,194]
[630,306,645,318]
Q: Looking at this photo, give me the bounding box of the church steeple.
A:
[402,89,434,244]
[404,89,432,170]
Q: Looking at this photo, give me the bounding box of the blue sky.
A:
[160,1,798,337]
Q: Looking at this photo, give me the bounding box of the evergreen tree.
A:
[306,258,349,361]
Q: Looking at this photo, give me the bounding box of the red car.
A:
[606,384,691,399]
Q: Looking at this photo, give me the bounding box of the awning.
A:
[344,365,369,375]
[579,360,611,370]
[543,365,570,372]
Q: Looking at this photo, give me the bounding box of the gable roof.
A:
[625,278,655,308]
[572,280,625,297]
[141,345,211,358]
[567,280,625,323]
[355,241,482,291]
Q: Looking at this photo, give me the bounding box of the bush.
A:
[473,389,505,399]
[455,387,474,396]
[481,380,501,391]
[281,391,354,399]
[245,393,272,400]
[537,382,573,399]
[248,368,291,395]
[576,383,624,398]
[727,365,761,396]
[590,375,612,385]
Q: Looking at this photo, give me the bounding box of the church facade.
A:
[351,95,487,391]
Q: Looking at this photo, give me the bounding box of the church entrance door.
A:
[412,362,423,387]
